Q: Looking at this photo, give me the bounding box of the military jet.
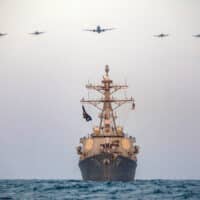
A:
[29,31,45,35]
[154,33,169,38]
[84,25,115,34]
[193,34,200,38]
[0,33,8,37]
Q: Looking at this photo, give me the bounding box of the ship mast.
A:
[81,65,135,136]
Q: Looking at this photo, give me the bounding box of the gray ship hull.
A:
[79,153,137,181]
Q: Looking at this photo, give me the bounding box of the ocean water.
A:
[0,180,200,200]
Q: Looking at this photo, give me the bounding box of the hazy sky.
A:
[0,0,200,179]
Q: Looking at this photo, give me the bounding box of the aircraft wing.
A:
[83,29,96,32]
[36,31,45,34]
[0,33,7,36]
[29,31,45,35]
[29,32,38,35]
[153,35,161,37]
[153,34,169,37]
[102,28,115,32]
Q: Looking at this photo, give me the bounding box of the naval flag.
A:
[82,105,92,121]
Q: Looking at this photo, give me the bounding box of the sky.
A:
[0,0,200,179]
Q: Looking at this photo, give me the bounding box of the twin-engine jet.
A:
[29,31,45,35]
[0,33,8,37]
[154,33,169,38]
[84,25,115,34]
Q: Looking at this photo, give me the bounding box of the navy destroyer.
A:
[76,65,139,181]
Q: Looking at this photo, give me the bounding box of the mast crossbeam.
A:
[86,84,128,95]
[110,85,128,94]
[86,85,104,94]
[81,98,102,110]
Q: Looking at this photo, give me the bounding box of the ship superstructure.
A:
[77,65,139,181]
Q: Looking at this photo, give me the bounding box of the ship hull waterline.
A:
[79,153,137,181]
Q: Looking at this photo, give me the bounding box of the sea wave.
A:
[0,180,200,200]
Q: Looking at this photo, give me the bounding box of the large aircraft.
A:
[0,33,8,37]
[29,31,45,35]
[154,33,169,38]
[84,25,115,34]
[193,34,200,38]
